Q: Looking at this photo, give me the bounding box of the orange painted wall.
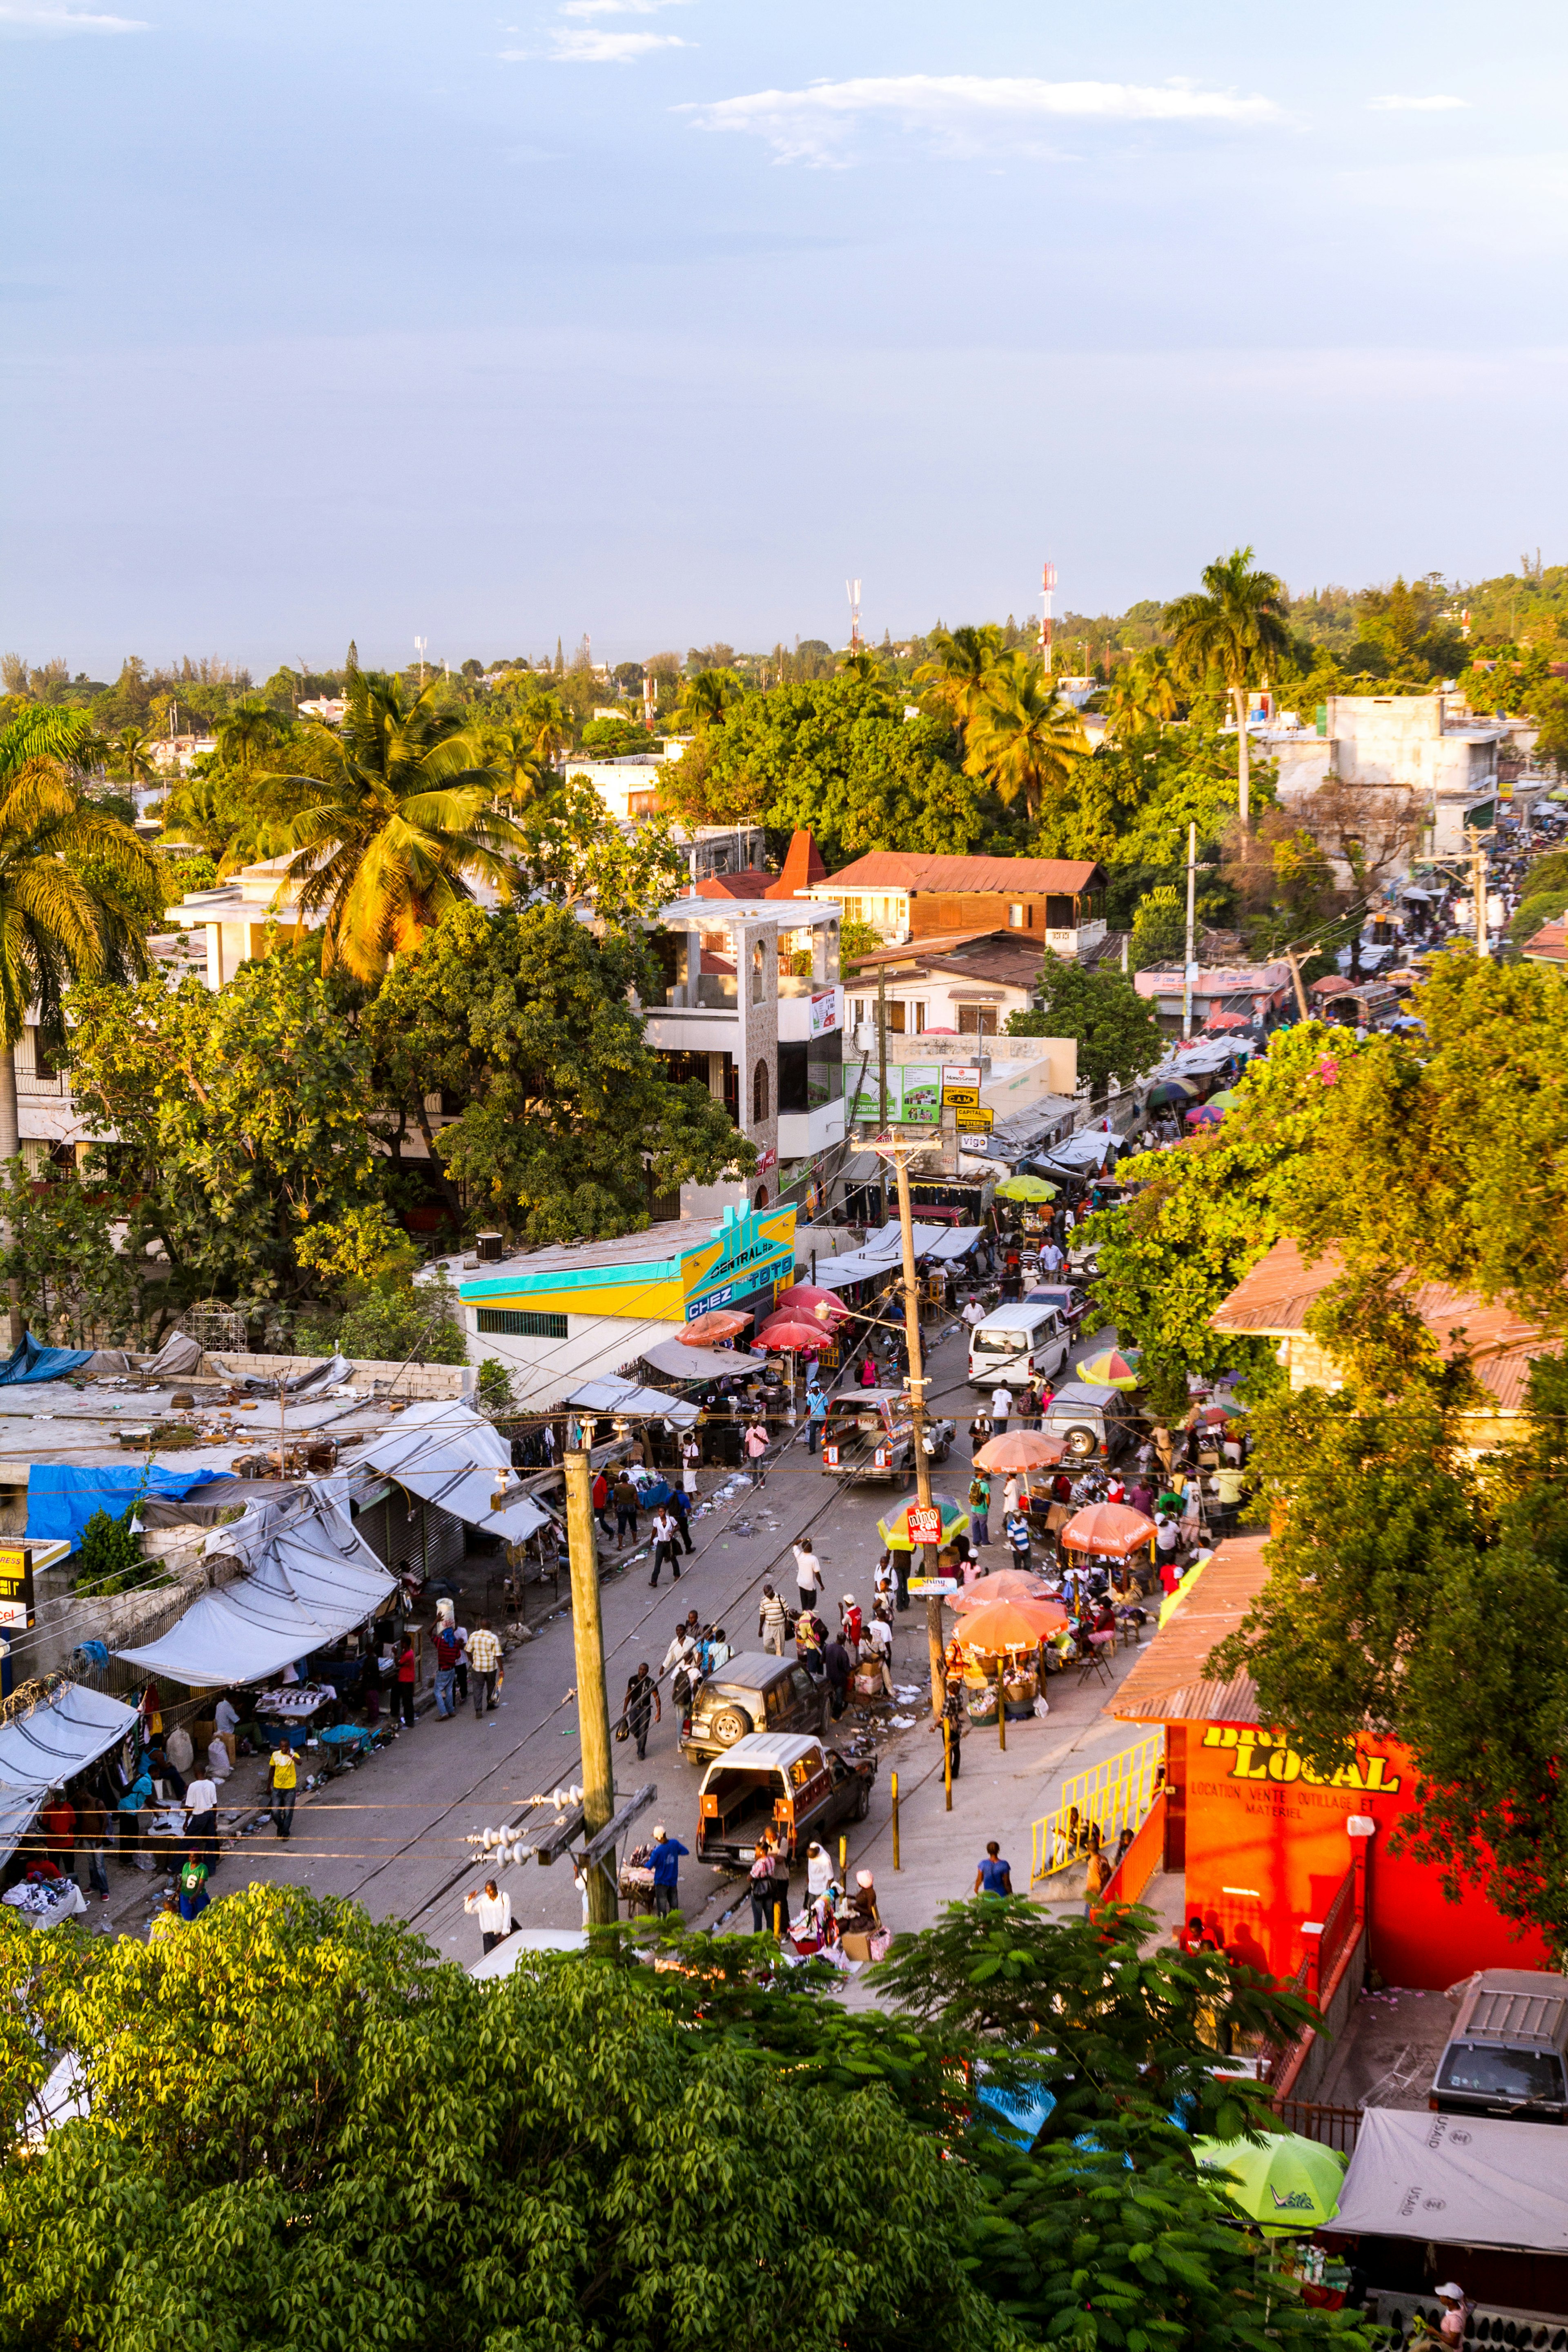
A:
[1182,1723,1549,1988]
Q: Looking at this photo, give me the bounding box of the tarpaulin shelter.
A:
[115,1502,395,1686]
[209,1353,353,1398]
[0,1681,139,1867]
[1334,2109,1568,2253]
[0,1333,92,1386]
[354,1401,564,1542]
[639,1337,762,1381]
[27,1463,235,1554]
[561,1377,699,1432]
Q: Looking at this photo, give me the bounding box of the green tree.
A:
[0,1887,1000,2352]
[1005,952,1162,1100]
[964,655,1088,824]
[295,1267,467,1366]
[1164,548,1292,825]
[1100,647,1183,739]
[215,696,280,770]
[914,622,1007,730]
[0,1153,146,1347]
[1128,884,1187,971]
[363,901,754,1247]
[673,666,745,732]
[108,724,157,785]
[261,651,523,982]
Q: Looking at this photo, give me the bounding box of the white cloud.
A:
[503,25,688,61]
[0,2,145,27]
[680,73,1284,165]
[1367,93,1468,111]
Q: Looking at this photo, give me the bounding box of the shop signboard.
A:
[809,991,840,1036]
[822,1443,840,1468]
[0,1543,35,1631]
[955,1108,994,1132]
[907,1504,942,1545]
[908,1575,959,1595]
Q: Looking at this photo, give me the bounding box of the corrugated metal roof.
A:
[1209,1238,1341,1335]
[819,853,1102,893]
[1107,1535,1270,1725]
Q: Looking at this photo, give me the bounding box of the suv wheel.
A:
[709,1705,752,1747]
[1061,1425,1098,1460]
[851,1777,871,1822]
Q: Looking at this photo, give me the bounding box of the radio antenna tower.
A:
[846,578,862,655]
[1039,562,1057,671]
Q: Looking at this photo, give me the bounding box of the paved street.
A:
[151,1305,1154,1971]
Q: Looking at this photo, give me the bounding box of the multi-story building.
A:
[1258,693,1509,856]
[803,852,1107,954]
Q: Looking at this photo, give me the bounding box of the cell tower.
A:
[1039,561,1057,671]
[847,578,862,655]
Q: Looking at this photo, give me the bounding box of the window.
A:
[910,1000,926,1035]
[958,1005,998,1036]
[751,941,765,1004]
[753,1059,769,1122]
[477,1308,568,1339]
[1008,903,1025,928]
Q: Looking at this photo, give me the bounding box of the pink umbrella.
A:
[755,1315,835,1352]
[974,1431,1064,1472]
[772,1284,851,1322]
[680,1311,755,1346]
[1059,1502,1158,1557]
[1204,1008,1247,1031]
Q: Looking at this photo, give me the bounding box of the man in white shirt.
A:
[865,1612,894,1696]
[793,1538,824,1620]
[1039,1240,1065,1277]
[962,1296,986,1332]
[463,1878,513,1957]
[184,1773,220,1876]
[991,1385,1013,1433]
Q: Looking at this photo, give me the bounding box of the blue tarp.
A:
[0,1333,92,1386]
[26,1464,234,1554]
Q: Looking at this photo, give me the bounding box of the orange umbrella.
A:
[952,1594,1068,1654]
[680,1311,754,1346]
[1059,1502,1158,1557]
[974,1431,1064,1472]
[951,1568,1058,1609]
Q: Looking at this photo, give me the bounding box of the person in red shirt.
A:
[394,1635,418,1728]
[40,1791,76,1882]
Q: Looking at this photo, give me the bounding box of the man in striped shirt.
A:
[466,1621,502,1717]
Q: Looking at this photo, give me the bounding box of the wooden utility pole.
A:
[1182,821,1197,1039]
[889,1136,947,1717]
[1284,941,1312,1023]
[564,1446,617,1924]
[1468,827,1490,960]
[876,966,890,1225]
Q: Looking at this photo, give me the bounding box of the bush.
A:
[1509,888,1568,947]
[1129,884,1186,970]
[294,1270,467,1366]
[476,1357,512,1409]
[73,1506,159,1597]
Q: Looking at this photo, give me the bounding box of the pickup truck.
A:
[820,1387,955,1482]
[695,1732,877,1870]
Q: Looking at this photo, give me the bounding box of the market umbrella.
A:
[996,1174,1059,1202]
[952,1593,1068,1653]
[974,1431,1065,1472]
[1185,1102,1225,1127]
[1193,2133,1345,2236]
[951,1568,1058,1608]
[1076,1347,1142,1391]
[755,1315,835,1352]
[680,1311,754,1346]
[1059,1502,1158,1557]
[1203,1009,1247,1031]
[876,1493,970,1551]
[773,1284,851,1322]
[1207,1088,1244,1109]
[1145,1079,1197,1108]
[1183,1400,1243,1429]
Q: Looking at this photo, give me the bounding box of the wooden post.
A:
[564,1447,618,1926]
[943,1717,953,1810]
[998,1664,1006,1751]
[839,1833,847,1882]
[890,1134,946,1717]
[891,1770,900,1870]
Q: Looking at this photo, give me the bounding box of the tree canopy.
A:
[1005,953,1162,1099]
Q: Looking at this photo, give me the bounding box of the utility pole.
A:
[1284,942,1312,1022]
[876,965,890,1226]
[563,1444,617,1924]
[889,1137,947,1718]
[1468,827,1490,960]
[1181,821,1197,1040]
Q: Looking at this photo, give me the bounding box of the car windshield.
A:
[827,1407,887,1431]
[1438,2042,1566,2102]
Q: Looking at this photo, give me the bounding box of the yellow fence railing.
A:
[1030,1731,1165,1886]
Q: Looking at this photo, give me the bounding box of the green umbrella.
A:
[876,1492,971,1552]
[1208,1088,1244,1109]
[1192,2131,1346,2235]
[996,1174,1058,1202]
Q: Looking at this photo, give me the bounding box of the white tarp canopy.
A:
[115,1503,396,1686]
[1334,2107,1568,2253]
[811,1222,947,1290]
[639,1338,764,1381]
[0,1681,139,1868]
[924,1225,985,1262]
[564,1376,699,1431]
[353,1402,557,1542]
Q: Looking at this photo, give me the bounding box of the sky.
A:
[4,0,1566,675]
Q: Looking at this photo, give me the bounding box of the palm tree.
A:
[964,654,1087,822]
[216,698,281,771]
[673,668,743,732]
[1101,648,1183,740]
[0,724,159,1343]
[1163,548,1291,824]
[837,649,879,682]
[914,624,1006,731]
[260,654,525,983]
[112,725,158,785]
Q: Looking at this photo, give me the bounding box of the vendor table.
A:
[3,1878,87,1929]
[253,1683,336,1721]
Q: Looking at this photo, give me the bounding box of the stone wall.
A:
[203,1352,474,1399]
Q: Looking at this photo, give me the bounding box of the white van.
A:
[968,1302,1070,1388]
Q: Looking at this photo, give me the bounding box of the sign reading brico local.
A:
[1201,1725,1401,1793]
[0,1543,34,1631]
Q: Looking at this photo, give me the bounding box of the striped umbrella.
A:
[876,1493,970,1552]
[1076,1347,1142,1390]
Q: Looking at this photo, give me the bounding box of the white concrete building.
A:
[1258,693,1508,856]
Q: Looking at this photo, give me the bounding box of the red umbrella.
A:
[1204,1008,1247,1031]
[755,1314,835,1352]
[773,1284,851,1322]
[680,1311,754,1346]
[974,1431,1064,1472]
[1059,1502,1158,1557]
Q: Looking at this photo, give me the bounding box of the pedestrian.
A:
[968,1470,991,1547]
[865,1610,894,1696]
[394,1632,417,1727]
[962,1295,985,1337]
[668,1481,695,1556]
[806,1382,828,1455]
[662,1612,701,1679]
[646,1822,689,1918]
[991,1383,1013,1433]
[793,1534,824,1621]
[612,1471,639,1549]
[839,1592,863,1648]
[795,1610,824,1677]
[806,1839,833,1899]
[935,1679,964,1777]
[464,1877,513,1957]
[873,1549,896,1611]
[758,1583,787,1656]
[622,1663,660,1759]
[858,1349,877,1388]
[968,1409,992,1456]
[1213,1460,1243,1539]
[974,1840,1013,1896]
[592,1467,615,1537]
[149,1890,181,1945]
[1004,1508,1031,1569]
[680,1430,702,1497]
[432,1616,462,1719]
[75,1786,109,1902]
[844,1868,880,1931]
[267,1741,298,1840]
[743,1418,769,1485]
[183,1768,220,1876]
[1002,1471,1020,1517]
[749,1831,782,1932]
[467,1619,502,1716]
[822,1632,852,1720]
[647,1504,680,1587]
[1039,1238,1065,1277]
[39,1789,76,1885]
[176,1846,210,1922]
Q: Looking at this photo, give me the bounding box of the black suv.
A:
[679,1650,827,1765]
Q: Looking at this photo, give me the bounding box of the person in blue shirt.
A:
[646,1824,689,1919]
[974,1842,1013,1897]
[806,1382,829,1455]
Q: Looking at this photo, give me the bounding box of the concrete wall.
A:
[24,1526,240,1685]
[205,1353,475,1399]
[457,1313,683,1409]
